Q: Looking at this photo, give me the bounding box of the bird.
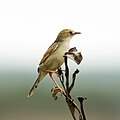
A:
[27,29,81,97]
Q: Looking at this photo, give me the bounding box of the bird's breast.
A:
[41,41,69,71]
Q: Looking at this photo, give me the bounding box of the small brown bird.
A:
[28,29,81,97]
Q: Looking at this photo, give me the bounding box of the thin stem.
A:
[69,69,79,93]
[78,97,87,120]
[64,56,69,92]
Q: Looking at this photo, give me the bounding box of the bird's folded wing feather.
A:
[39,42,59,65]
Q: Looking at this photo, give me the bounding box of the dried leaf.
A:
[64,47,83,65]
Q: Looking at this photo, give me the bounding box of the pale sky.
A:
[0,0,119,72]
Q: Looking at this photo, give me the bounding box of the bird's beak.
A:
[74,32,81,35]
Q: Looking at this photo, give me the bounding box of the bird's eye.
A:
[69,31,73,35]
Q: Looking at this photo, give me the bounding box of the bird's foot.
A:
[51,85,64,96]
[57,69,66,77]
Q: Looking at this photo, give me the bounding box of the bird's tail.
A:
[27,71,47,97]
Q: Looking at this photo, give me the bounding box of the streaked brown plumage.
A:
[27,29,81,97]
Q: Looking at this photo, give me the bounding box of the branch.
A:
[78,97,87,120]
[69,69,79,93]
[51,47,87,120]
[64,56,69,93]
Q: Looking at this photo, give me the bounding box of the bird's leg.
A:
[49,72,64,95]
[46,70,60,77]
[46,69,65,77]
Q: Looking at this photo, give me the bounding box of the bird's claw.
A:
[51,86,64,97]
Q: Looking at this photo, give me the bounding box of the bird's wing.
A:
[39,42,58,65]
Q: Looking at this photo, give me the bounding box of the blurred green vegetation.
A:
[0,68,120,120]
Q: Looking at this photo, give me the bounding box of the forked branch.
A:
[52,47,87,120]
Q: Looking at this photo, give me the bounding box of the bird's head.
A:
[56,29,81,42]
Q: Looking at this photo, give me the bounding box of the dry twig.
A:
[52,47,87,120]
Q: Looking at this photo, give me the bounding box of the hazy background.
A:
[0,0,120,120]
